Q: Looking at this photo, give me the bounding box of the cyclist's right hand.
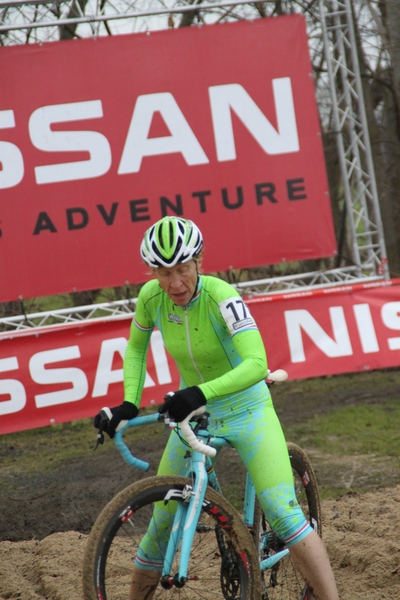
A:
[93,401,139,439]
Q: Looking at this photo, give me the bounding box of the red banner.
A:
[0,16,336,302]
[248,278,400,378]
[1,279,399,435]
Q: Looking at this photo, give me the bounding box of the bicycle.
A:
[82,370,321,600]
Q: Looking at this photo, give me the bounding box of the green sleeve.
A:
[123,296,154,407]
[198,329,268,400]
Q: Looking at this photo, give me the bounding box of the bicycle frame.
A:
[114,411,289,585]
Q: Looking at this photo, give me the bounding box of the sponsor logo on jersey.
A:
[232,317,255,330]
[168,313,183,324]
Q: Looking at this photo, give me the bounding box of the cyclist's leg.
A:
[133,431,192,575]
[210,386,339,599]
[289,529,339,600]
[208,386,307,540]
[243,401,339,599]
[157,427,193,477]
[238,399,313,546]
[129,564,161,600]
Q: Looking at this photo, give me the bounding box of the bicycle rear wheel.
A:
[83,475,261,600]
[254,442,321,600]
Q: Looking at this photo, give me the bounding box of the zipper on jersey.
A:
[183,306,204,383]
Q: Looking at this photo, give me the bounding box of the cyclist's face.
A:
[154,260,199,306]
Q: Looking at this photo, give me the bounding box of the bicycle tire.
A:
[254,442,322,600]
[82,475,262,600]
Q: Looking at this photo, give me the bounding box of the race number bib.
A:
[219,297,257,335]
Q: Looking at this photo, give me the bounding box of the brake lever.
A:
[158,410,176,436]
[94,429,105,451]
[93,408,112,451]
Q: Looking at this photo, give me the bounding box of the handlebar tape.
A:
[179,407,217,458]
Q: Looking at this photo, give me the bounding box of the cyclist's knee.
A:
[258,483,312,546]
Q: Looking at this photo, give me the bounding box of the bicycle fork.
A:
[161,450,208,589]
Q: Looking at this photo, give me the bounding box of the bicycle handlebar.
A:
[112,407,217,470]
[179,406,217,458]
[101,369,288,469]
[113,413,160,471]
[267,368,288,382]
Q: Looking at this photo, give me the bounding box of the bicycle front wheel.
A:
[254,442,322,600]
[83,475,261,600]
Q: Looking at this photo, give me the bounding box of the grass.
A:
[0,418,95,475]
[0,406,162,476]
[1,373,399,501]
[283,401,400,458]
[280,396,400,500]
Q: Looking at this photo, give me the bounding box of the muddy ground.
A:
[0,368,399,599]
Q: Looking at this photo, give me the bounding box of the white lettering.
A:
[381,301,400,350]
[92,337,127,397]
[118,92,209,173]
[0,357,26,415]
[284,307,353,363]
[353,304,379,353]
[92,332,173,397]
[29,100,112,184]
[29,346,89,408]
[209,79,299,162]
[0,110,24,189]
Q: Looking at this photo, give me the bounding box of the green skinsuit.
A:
[124,275,311,568]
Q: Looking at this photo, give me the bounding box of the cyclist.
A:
[95,216,339,600]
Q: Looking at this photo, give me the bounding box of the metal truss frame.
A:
[0,0,390,330]
[319,0,389,280]
[0,299,137,331]
[0,267,383,332]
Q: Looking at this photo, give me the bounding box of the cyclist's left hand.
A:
[158,387,206,422]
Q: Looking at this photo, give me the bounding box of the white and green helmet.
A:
[140,217,203,268]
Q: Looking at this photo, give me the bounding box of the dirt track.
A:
[1,487,400,599]
[1,369,399,599]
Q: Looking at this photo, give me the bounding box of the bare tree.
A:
[359,0,400,276]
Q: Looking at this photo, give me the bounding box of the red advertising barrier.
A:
[1,279,399,435]
[248,278,400,379]
[0,16,336,302]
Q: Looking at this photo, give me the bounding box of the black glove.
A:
[158,387,206,422]
[93,401,138,439]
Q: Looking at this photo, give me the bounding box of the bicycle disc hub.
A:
[160,576,174,590]
[160,573,196,589]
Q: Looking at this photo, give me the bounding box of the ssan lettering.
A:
[1,80,299,189]
[0,357,26,416]
[0,330,173,419]
[0,110,24,190]
[29,101,112,185]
